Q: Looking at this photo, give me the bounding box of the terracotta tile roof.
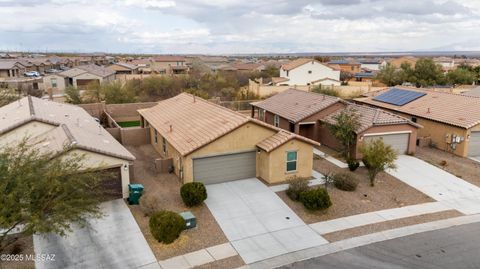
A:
[252,88,341,123]
[77,64,116,77]
[233,63,265,71]
[356,86,480,129]
[271,77,289,84]
[153,56,186,62]
[281,58,314,71]
[322,103,420,133]
[138,93,319,156]
[0,60,24,69]
[0,96,135,161]
[256,130,296,152]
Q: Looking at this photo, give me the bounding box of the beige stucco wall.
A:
[393,111,469,157]
[262,139,313,184]
[0,121,55,147]
[43,74,67,92]
[62,149,131,198]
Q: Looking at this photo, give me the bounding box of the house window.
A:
[51,78,57,88]
[308,70,312,74]
[259,109,265,121]
[286,70,289,77]
[286,151,297,172]
[154,129,158,144]
[162,137,167,155]
[274,115,280,127]
[411,117,417,123]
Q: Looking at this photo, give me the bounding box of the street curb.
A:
[236,214,480,269]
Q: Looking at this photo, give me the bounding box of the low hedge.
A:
[286,177,309,201]
[180,182,207,207]
[149,210,185,244]
[333,172,359,192]
[299,187,332,211]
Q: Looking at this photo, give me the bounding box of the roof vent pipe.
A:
[427,107,431,113]
[170,125,173,132]
[193,95,196,103]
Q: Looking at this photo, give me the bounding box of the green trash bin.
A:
[128,183,144,205]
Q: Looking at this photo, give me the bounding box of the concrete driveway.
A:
[387,155,480,215]
[205,178,328,264]
[34,199,159,269]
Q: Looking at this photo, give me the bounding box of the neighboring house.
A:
[251,89,420,158]
[388,56,418,69]
[327,60,361,74]
[356,86,480,157]
[434,57,456,72]
[0,96,135,198]
[353,71,377,82]
[138,93,319,184]
[59,64,116,89]
[0,61,26,78]
[359,60,387,71]
[151,56,188,74]
[233,63,266,72]
[278,58,341,86]
[108,62,139,74]
[130,58,153,74]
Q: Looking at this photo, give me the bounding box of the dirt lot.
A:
[416,147,480,187]
[0,235,35,269]
[323,210,463,242]
[126,145,244,268]
[278,158,434,224]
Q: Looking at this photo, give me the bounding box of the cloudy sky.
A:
[0,0,479,54]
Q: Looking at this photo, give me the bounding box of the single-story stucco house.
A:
[0,96,135,198]
[138,93,319,184]
[251,89,421,159]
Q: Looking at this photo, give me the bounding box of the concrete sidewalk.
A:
[310,202,452,235]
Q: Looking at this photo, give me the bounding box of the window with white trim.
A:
[259,109,265,121]
[162,137,167,155]
[286,151,297,172]
[274,115,280,127]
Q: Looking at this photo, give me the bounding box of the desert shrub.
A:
[286,177,309,201]
[180,182,207,207]
[139,195,159,217]
[346,158,360,171]
[333,172,359,191]
[10,242,23,254]
[299,187,332,211]
[149,211,185,244]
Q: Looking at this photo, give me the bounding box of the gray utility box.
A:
[179,211,196,229]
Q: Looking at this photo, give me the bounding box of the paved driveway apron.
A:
[33,199,159,269]
[387,155,480,215]
[205,178,328,264]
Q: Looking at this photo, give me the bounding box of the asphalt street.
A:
[280,222,480,269]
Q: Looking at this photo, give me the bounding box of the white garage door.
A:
[364,133,410,154]
[468,131,480,156]
[193,151,256,184]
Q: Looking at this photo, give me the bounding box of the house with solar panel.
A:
[251,88,421,159]
[356,86,480,159]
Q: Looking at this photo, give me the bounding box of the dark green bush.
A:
[286,177,309,201]
[333,172,359,191]
[299,187,332,211]
[149,210,185,244]
[180,182,207,207]
[347,158,360,171]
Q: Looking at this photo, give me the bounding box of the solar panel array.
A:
[373,88,426,106]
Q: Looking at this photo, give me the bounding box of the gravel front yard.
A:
[278,158,434,224]
[323,210,463,242]
[416,147,480,187]
[126,145,242,268]
[0,235,34,269]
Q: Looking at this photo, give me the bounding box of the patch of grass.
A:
[117,120,141,128]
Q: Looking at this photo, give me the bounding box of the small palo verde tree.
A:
[329,107,361,160]
[0,140,106,253]
[360,138,398,187]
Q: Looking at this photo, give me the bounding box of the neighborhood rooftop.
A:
[281,58,315,71]
[357,87,480,129]
[138,92,318,156]
[0,96,135,160]
[253,88,341,123]
[322,103,420,133]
